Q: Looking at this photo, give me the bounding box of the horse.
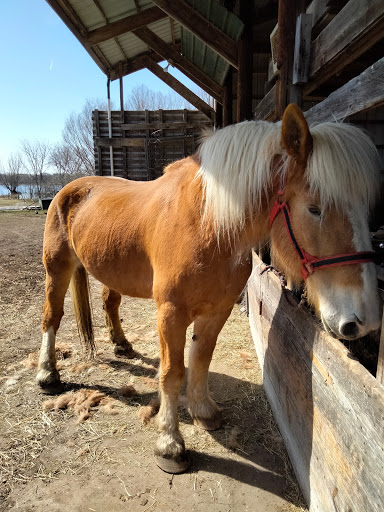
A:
[36,104,381,474]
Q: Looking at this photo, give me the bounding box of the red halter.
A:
[269,177,375,280]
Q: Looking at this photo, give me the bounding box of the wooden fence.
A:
[92,109,212,180]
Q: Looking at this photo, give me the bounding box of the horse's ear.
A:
[281,104,313,164]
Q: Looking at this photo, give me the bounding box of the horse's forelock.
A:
[306,122,381,211]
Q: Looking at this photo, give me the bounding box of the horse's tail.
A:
[69,264,95,356]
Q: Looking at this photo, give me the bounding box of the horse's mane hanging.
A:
[197,119,381,235]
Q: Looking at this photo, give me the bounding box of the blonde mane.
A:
[197,119,381,235]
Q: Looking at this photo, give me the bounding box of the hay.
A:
[138,398,160,425]
[43,389,112,423]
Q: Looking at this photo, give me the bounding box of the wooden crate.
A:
[92,109,212,180]
[248,251,384,512]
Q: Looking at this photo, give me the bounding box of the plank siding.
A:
[248,252,384,512]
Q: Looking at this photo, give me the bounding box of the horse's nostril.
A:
[340,321,358,338]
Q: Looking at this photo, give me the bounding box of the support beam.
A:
[86,6,168,45]
[133,26,223,102]
[143,56,215,120]
[109,45,181,80]
[151,0,239,68]
[222,70,233,126]
[275,0,297,118]
[237,0,253,122]
[275,1,306,118]
[305,57,384,124]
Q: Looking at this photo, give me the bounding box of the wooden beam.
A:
[222,70,233,126]
[305,57,384,123]
[121,120,212,131]
[109,45,181,80]
[132,26,223,102]
[254,84,276,120]
[143,56,215,120]
[292,13,312,85]
[305,0,384,95]
[151,0,239,68]
[275,0,297,118]
[86,6,168,45]
[237,0,253,122]
[95,137,145,148]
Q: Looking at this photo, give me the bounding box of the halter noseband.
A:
[269,175,375,280]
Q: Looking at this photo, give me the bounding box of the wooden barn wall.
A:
[245,1,384,511]
[92,110,212,180]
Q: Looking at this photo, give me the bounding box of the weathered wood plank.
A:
[254,84,276,120]
[132,26,222,103]
[249,252,384,512]
[305,57,384,124]
[142,56,215,120]
[292,13,312,85]
[306,0,384,94]
[151,0,239,68]
[109,45,181,80]
[121,121,211,131]
[86,6,168,45]
[95,137,145,148]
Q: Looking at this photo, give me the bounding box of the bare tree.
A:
[20,139,51,198]
[62,98,108,175]
[125,84,192,110]
[50,143,84,187]
[0,153,23,195]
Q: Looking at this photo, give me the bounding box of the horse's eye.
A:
[308,205,321,217]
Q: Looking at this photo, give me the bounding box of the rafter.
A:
[143,56,215,120]
[133,26,222,102]
[151,0,239,68]
[109,45,181,80]
[86,6,168,46]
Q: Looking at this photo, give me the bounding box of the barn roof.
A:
[45,0,246,91]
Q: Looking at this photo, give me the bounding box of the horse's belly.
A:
[80,250,154,299]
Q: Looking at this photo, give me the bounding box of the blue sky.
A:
[0,1,196,164]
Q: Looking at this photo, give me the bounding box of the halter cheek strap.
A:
[269,197,375,281]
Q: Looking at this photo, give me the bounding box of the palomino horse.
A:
[37,104,381,473]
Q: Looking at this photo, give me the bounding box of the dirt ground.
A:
[0,210,306,512]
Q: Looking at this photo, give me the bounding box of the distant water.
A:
[0,184,43,199]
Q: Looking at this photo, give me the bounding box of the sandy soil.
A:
[0,210,306,512]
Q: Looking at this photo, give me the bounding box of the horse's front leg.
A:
[187,308,233,431]
[155,302,189,474]
[102,286,135,358]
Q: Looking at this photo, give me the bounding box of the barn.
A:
[44,1,384,511]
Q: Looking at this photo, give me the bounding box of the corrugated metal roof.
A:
[47,0,245,88]
[181,0,244,86]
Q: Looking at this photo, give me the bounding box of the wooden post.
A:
[237,0,253,122]
[215,101,223,128]
[275,0,306,118]
[222,70,233,126]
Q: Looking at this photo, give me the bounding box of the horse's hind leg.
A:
[37,260,76,393]
[187,308,232,431]
[102,285,135,358]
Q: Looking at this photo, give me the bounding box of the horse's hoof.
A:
[155,452,190,474]
[38,380,65,395]
[114,344,136,359]
[193,413,222,431]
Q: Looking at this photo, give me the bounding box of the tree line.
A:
[0,84,213,198]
